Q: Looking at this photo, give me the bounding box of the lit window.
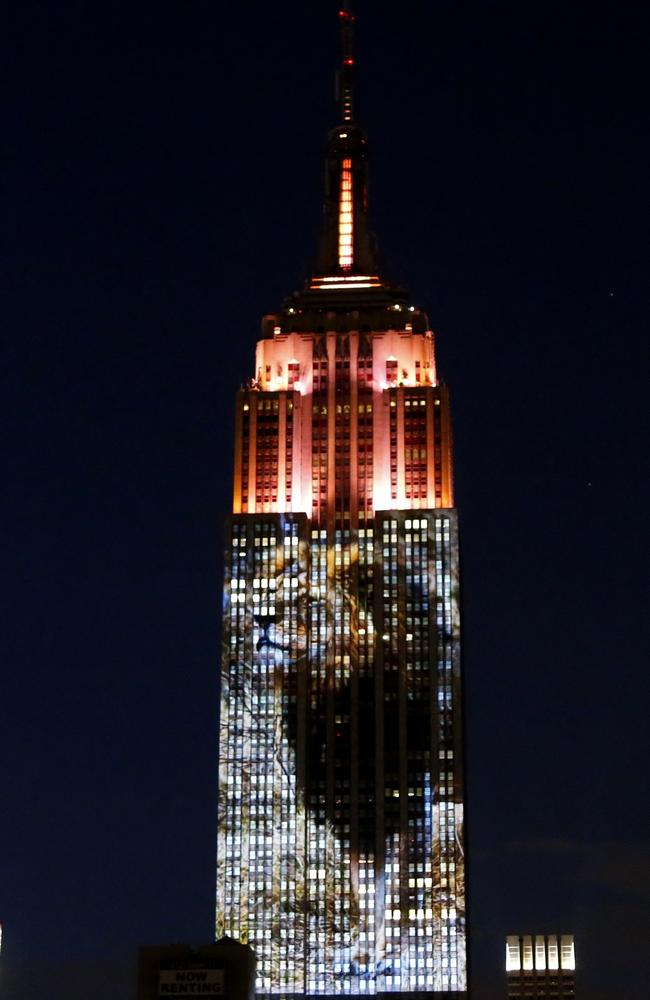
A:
[338,158,353,269]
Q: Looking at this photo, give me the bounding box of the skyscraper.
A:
[216,6,466,997]
[506,936,576,998]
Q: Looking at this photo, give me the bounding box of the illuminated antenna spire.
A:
[338,3,355,123]
[310,2,384,280]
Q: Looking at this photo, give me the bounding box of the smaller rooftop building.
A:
[137,939,255,1000]
[506,934,576,998]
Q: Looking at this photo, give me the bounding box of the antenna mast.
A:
[338,3,355,123]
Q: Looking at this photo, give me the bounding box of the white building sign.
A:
[159,968,223,996]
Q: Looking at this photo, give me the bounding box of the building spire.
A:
[307,3,378,282]
[288,3,407,305]
[338,3,355,124]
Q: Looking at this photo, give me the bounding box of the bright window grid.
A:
[221,521,304,990]
[221,516,464,992]
[378,515,461,989]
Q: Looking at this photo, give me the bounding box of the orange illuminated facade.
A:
[339,158,354,269]
[217,4,466,997]
[231,327,454,519]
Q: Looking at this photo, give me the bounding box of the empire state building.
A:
[216,6,467,997]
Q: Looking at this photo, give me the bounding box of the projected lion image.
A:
[217,517,465,994]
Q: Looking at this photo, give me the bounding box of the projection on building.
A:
[216,6,467,996]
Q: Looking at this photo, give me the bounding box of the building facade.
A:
[506,936,576,998]
[216,7,466,997]
[137,942,255,1000]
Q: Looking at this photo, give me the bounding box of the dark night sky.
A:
[1,2,649,998]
